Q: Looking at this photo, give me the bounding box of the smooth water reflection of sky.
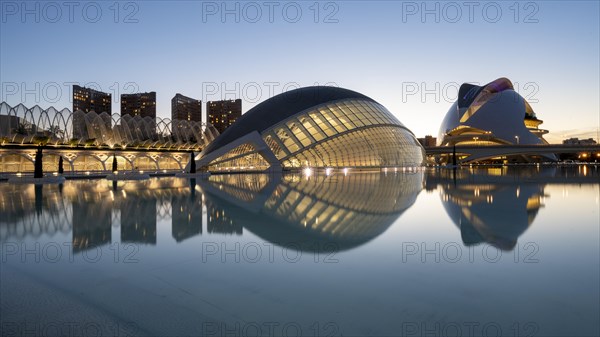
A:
[0,167,599,336]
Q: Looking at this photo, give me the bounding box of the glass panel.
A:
[264,134,287,159]
[330,105,356,130]
[299,116,325,142]
[276,127,301,153]
[320,109,347,133]
[308,111,336,137]
[287,120,312,147]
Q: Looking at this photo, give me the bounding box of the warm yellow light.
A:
[16,172,22,177]
[581,153,588,158]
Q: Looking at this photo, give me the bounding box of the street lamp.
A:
[515,136,519,144]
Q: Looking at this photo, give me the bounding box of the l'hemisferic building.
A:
[194,86,425,172]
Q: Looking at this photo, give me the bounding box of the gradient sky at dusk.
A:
[1,1,598,142]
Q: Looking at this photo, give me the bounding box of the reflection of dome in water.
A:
[440,183,544,251]
[198,172,423,251]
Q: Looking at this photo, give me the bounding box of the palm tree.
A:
[13,123,28,136]
[48,126,64,140]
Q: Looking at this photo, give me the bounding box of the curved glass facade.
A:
[198,88,425,172]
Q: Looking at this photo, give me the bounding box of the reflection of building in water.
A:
[120,197,157,244]
[171,194,202,242]
[430,168,547,251]
[206,200,242,235]
[0,178,202,244]
[0,184,71,241]
[198,171,423,251]
[72,200,112,252]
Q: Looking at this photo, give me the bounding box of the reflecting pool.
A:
[1,167,599,336]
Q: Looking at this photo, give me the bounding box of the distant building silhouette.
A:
[172,93,202,122]
[72,85,112,139]
[121,92,156,119]
[121,92,157,140]
[417,135,437,147]
[0,115,22,136]
[207,99,242,134]
[563,137,597,145]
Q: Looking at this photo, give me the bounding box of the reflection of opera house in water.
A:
[429,168,549,251]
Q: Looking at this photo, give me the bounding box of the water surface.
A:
[1,167,599,336]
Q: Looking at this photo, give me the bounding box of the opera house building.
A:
[437,77,556,163]
[194,86,425,172]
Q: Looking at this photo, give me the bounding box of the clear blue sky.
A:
[1,1,598,141]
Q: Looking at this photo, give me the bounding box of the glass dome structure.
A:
[194,86,425,172]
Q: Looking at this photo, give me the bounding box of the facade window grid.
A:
[200,95,424,170]
[329,106,356,130]
[292,118,318,145]
[264,132,291,159]
[284,126,304,152]
[360,103,382,124]
[321,109,348,133]
[209,152,269,170]
[287,120,313,147]
[323,109,348,133]
[303,112,325,136]
[346,111,366,127]
[308,111,336,137]
[282,124,306,149]
[299,116,326,142]
[264,135,284,159]
[275,128,301,153]
[210,143,255,166]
